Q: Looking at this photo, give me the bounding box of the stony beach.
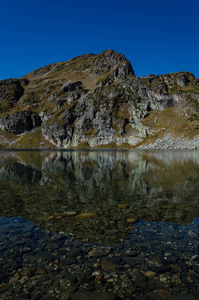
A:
[138,135,199,150]
[1,215,199,300]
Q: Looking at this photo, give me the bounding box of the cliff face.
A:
[0,50,199,149]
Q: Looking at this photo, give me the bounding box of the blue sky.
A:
[0,0,199,80]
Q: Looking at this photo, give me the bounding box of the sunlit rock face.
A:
[0,50,199,149]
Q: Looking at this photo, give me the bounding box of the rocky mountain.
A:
[0,49,199,149]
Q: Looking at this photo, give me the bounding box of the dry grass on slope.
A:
[143,107,199,141]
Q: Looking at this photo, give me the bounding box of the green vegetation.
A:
[188,114,199,122]
[11,128,55,149]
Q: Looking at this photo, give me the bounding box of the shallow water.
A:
[0,150,199,299]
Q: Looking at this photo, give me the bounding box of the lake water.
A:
[0,150,199,299]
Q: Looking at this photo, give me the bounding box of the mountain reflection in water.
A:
[0,150,199,244]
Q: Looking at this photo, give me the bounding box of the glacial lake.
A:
[0,149,199,299]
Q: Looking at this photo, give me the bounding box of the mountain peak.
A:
[92,49,135,79]
[0,50,199,149]
[20,50,135,91]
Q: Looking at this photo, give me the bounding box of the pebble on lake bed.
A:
[88,247,111,257]
[75,212,97,219]
[47,212,77,219]
[127,218,137,223]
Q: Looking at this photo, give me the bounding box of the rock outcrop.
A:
[0,111,41,134]
[0,79,24,112]
[0,50,198,149]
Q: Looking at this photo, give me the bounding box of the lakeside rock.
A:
[138,134,199,150]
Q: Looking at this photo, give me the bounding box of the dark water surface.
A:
[0,150,199,299]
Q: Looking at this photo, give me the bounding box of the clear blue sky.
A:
[0,0,199,80]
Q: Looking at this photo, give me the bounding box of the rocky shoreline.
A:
[0,215,199,300]
[138,135,199,150]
